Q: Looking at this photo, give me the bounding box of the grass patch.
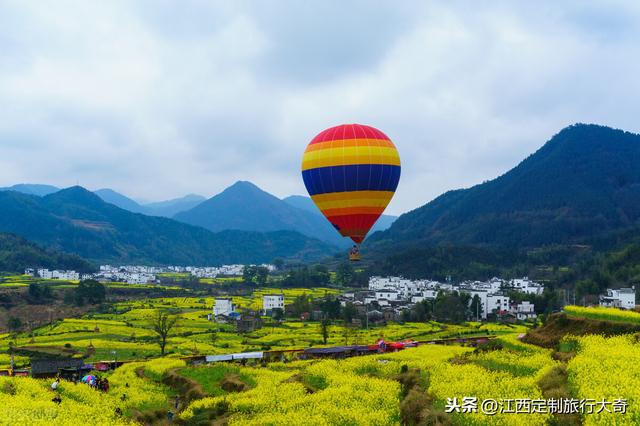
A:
[179,364,254,397]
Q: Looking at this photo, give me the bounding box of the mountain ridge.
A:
[0,186,337,264]
[174,181,351,248]
[371,123,640,249]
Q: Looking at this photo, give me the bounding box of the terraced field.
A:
[1,303,638,424]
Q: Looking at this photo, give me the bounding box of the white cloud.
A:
[0,1,639,215]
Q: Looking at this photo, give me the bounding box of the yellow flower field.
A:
[568,334,640,425]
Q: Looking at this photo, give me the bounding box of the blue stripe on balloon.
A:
[302,164,401,195]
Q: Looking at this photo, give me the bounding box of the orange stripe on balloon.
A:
[304,138,395,152]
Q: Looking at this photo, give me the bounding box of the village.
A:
[24,264,275,284]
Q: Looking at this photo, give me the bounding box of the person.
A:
[52,394,62,404]
[103,378,109,392]
[167,411,174,422]
[115,407,122,416]
[51,379,59,392]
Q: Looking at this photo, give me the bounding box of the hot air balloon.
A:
[301,124,401,261]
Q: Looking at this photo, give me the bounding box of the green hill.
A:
[174,181,350,248]
[0,232,94,273]
[0,187,337,264]
[372,124,640,248]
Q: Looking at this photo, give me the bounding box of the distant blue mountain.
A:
[0,184,60,197]
[0,186,336,264]
[174,181,352,248]
[94,188,149,214]
[144,194,206,217]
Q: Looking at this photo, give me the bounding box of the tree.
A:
[469,295,483,321]
[342,302,357,323]
[291,294,312,317]
[334,263,354,287]
[408,300,432,322]
[243,265,257,284]
[28,283,53,304]
[433,291,466,323]
[151,311,179,356]
[7,317,21,334]
[74,280,106,306]
[273,258,285,271]
[320,318,330,344]
[272,308,284,322]
[318,297,341,319]
[255,266,269,286]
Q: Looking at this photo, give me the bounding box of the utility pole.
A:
[365,307,369,330]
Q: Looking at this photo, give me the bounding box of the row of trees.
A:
[25,279,106,306]
[235,260,373,289]
[400,292,481,323]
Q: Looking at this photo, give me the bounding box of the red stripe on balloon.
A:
[309,124,391,144]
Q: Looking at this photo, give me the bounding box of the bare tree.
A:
[151,311,179,356]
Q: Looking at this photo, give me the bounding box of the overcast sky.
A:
[1,1,640,215]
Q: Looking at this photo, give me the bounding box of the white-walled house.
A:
[213,298,236,317]
[263,294,285,315]
[508,277,544,295]
[600,288,636,310]
[36,269,79,281]
[375,289,399,301]
[486,294,510,316]
[514,301,536,320]
[410,290,438,304]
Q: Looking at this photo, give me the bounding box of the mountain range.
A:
[0,187,337,264]
[174,181,353,247]
[4,123,637,271]
[371,123,640,250]
[0,183,397,247]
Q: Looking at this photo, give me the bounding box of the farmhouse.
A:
[600,287,636,310]
[36,269,80,281]
[213,298,236,318]
[262,294,284,315]
[513,301,537,320]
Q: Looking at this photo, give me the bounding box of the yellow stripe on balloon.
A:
[301,146,400,170]
[311,191,394,210]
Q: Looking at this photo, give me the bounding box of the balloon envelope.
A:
[301,124,400,243]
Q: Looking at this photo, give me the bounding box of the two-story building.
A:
[263,294,285,315]
[213,298,236,318]
[600,288,636,310]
